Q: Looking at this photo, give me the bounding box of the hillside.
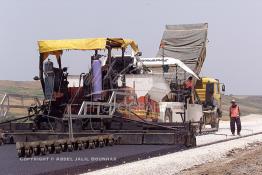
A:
[0,80,42,96]
[0,81,43,118]
[0,80,261,117]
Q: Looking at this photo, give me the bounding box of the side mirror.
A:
[222,84,226,92]
[33,76,40,81]
[135,52,142,56]
[162,65,169,73]
[62,67,68,72]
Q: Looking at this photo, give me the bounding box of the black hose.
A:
[0,115,35,125]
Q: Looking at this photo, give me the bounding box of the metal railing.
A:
[64,91,138,119]
[0,93,42,119]
[0,94,8,118]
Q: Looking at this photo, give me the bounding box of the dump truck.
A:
[109,23,216,133]
[152,23,225,131]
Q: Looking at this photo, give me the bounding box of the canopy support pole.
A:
[57,55,62,69]
[122,48,126,87]
[39,54,45,96]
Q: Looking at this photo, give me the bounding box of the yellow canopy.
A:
[38,38,139,54]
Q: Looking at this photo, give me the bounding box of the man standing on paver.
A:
[229,99,241,136]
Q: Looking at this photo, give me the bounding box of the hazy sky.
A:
[0,0,262,95]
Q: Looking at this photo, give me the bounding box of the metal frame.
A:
[0,93,42,119]
[63,91,137,120]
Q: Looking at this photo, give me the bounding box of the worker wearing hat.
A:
[229,99,241,136]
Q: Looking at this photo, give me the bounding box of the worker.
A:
[229,99,241,136]
[184,76,193,90]
[206,92,216,108]
[184,76,194,103]
[44,58,54,74]
[44,58,54,100]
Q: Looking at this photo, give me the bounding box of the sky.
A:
[0,0,262,95]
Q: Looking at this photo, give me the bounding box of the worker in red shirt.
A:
[184,76,194,103]
[184,76,193,89]
[229,99,241,136]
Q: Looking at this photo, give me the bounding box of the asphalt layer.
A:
[0,144,184,175]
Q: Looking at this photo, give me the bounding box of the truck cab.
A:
[195,77,225,129]
[195,77,222,109]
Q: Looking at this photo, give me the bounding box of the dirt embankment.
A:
[181,142,262,175]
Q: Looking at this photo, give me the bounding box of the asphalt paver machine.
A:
[0,38,197,157]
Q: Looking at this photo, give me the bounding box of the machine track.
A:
[16,134,115,158]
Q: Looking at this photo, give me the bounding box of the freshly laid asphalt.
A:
[0,144,184,175]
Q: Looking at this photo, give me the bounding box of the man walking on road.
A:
[229,99,241,136]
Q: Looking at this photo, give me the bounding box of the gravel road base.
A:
[181,142,262,175]
[85,114,262,175]
[85,134,262,175]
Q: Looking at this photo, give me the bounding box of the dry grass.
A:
[0,80,43,117]
[0,80,42,96]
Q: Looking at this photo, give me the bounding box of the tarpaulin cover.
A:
[38,38,139,54]
[156,23,208,77]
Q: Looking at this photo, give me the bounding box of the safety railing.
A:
[64,91,138,119]
[0,93,42,119]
